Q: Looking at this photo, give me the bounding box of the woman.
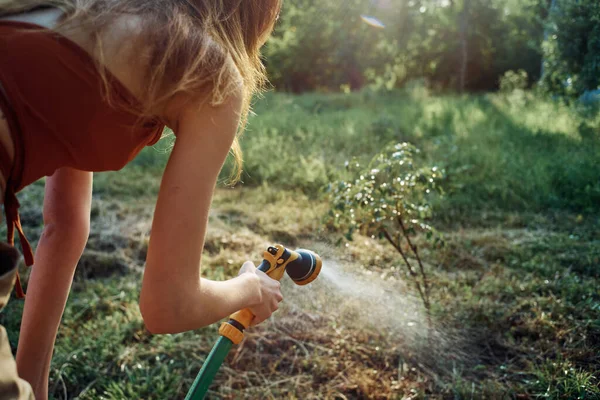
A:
[0,1,284,398]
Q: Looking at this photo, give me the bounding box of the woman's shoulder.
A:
[62,13,150,103]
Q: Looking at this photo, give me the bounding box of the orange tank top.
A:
[0,20,166,297]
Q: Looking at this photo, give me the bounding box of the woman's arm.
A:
[140,89,282,334]
[16,168,92,400]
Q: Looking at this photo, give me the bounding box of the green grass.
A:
[0,89,598,399]
[240,89,600,214]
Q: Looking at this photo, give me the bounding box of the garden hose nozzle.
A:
[186,244,322,400]
[219,245,322,344]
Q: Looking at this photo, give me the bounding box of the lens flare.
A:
[360,15,385,29]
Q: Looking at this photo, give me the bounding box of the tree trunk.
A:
[540,0,558,80]
[459,0,470,92]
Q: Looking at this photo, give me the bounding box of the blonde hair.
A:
[0,0,281,182]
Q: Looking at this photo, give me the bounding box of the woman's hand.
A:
[238,261,283,326]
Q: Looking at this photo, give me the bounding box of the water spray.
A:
[185,244,322,400]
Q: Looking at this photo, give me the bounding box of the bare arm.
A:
[16,168,92,400]
[140,90,281,334]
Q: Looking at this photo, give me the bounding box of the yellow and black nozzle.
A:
[186,245,322,400]
[218,244,322,344]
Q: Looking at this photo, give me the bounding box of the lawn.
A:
[1,88,599,399]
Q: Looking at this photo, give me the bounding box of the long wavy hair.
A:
[0,0,281,181]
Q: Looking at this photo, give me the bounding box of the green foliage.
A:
[541,0,600,98]
[266,0,545,92]
[264,0,383,91]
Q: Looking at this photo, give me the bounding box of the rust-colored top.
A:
[0,20,165,297]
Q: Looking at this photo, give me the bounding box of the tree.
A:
[459,0,470,92]
[541,0,600,98]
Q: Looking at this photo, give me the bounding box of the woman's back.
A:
[2,7,151,108]
[0,9,164,191]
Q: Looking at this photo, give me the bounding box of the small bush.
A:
[327,143,444,327]
[499,69,529,93]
